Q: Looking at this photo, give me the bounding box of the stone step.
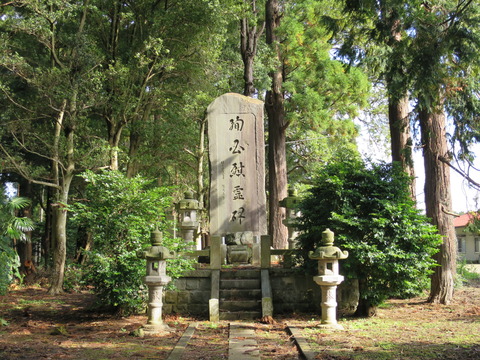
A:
[219,310,261,321]
[220,289,262,300]
[220,300,261,312]
[220,269,260,279]
[220,279,260,289]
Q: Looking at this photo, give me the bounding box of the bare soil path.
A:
[1,280,479,359]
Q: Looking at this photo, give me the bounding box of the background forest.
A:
[1,0,480,312]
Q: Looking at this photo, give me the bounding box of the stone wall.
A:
[164,270,212,316]
[164,268,359,318]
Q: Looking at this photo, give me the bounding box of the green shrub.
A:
[296,158,441,316]
[0,237,21,295]
[71,170,194,315]
[457,259,480,285]
[0,196,34,294]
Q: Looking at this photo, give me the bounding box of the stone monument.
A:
[207,93,267,238]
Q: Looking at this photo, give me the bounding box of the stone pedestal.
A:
[144,280,171,334]
[314,275,344,329]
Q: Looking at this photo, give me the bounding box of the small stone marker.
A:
[207,93,267,237]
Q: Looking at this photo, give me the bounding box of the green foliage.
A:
[0,195,34,295]
[297,158,441,307]
[275,0,371,182]
[456,259,480,285]
[0,196,34,242]
[71,170,193,315]
[0,237,20,296]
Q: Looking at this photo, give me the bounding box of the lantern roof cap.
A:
[309,229,349,260]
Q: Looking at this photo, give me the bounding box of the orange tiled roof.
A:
[453,213,479,227]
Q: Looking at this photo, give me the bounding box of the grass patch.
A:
[298,284,480,360]
[17,299,65,306]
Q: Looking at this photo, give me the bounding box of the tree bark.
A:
[388,95,416,200]
[48,144,74,294]
[75,226,93,265]
[419,108,456,304]
[384,11,416,200]
[265,0,288,249]
[354,279,377,317]
[126,128,141,178]
[240,0,264,97]
[48,98,75,295]
[107,122,124,171]
[42,187,53,267]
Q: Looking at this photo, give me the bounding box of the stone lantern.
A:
[177,191,200,250]
[139,229,175,334]
[309,228,348,329]
[279,188,301,249]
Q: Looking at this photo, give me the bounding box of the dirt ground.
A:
[0,280,479,360]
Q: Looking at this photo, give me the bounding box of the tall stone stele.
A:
[207,93,267,237]
[309,228,348,330]
[138,229,175,334]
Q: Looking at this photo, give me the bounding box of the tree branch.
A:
[438,155,480,190]
[0,143,61,190]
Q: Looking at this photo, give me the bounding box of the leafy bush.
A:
[0,196,34,294]
[71,170,193,315]
[0,237,21,295]
[296,158,441,316]
[457,259,480,285]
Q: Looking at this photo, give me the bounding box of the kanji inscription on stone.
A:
[207,93,267,236]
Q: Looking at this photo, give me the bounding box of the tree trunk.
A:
[126,126,141,178]
[419,108,456,304]
[265,0,288,249]
[388,95,416,200]
[42,187,53,267]
[240,0,263,98]
[384,13,416,201]
[354,279,377,317]
[48,161,74,294]
[108,122,124,171]
[49,205,68,294]
[48,99,75,295]
[75,227,93,265]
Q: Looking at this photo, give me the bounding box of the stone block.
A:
[175,304,188,313]
[209,298,219,322]
[189,304,208,316]
[164,291,177,304]
[186,279,199,290]
[175,278,186,290]
[240,231,254,245]
[198,278,211,290]
[177,291,190,305]
[262,297,273,317]
[227,245,251,263]
[184,269,212,278]
[190,290,210,304]
[210,236,222,269]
